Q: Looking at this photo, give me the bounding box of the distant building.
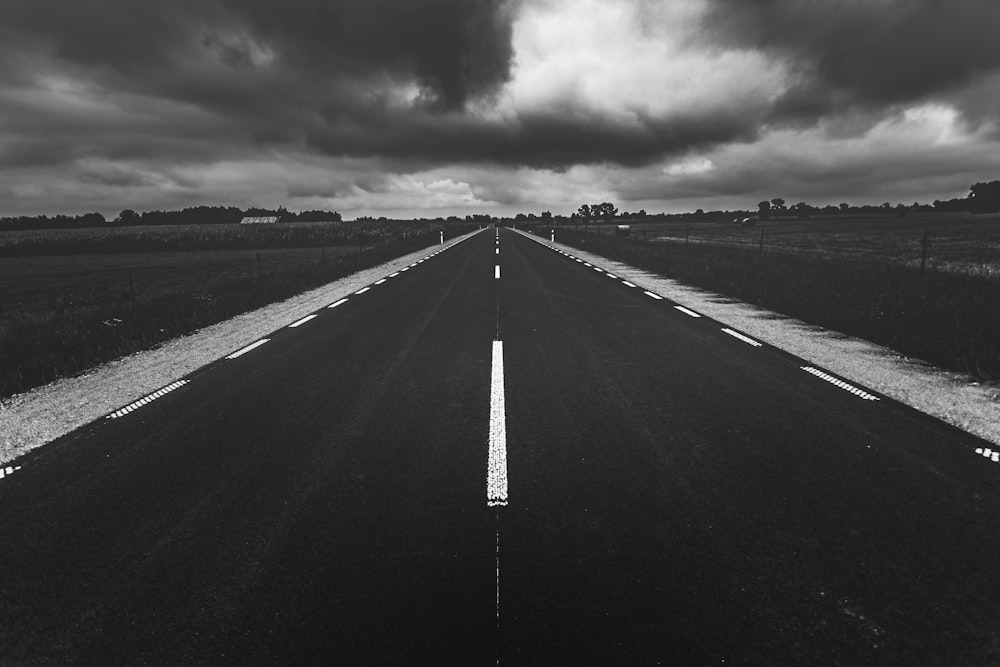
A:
[240,216,280,225]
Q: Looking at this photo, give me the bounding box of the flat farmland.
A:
[1,247,355,320]
[584,212,1000,276]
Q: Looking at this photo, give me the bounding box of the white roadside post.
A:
[551,229,554,242]
[440,230,444,244]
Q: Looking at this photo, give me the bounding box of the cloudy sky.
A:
[2,0,1000,219]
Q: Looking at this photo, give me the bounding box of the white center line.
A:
[327,298,348,309]
[355,287,370,295]
[495,248,499,255]
[288,314,318,328]
[487,341,508,507]
[674,305,702,318]
[495,265,501,279]
[721,328,763,347]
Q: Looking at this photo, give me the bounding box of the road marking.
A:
[583,262,592,267]
[976,448,1000,463]
[605,273,618,279]
[674,305,702,318]
[288,314,318,328]
[801,366,880,401]
[355,287,370,295]
[400,267,410,272]
[643,291,663,300]
[721,328,763,347]
[327,298,348,309]
[107,380,189,419]
[0,466,23,480]
[622,281,637,288]
[225,339,271,359]
[487,341,508,507]
[374,279,387,285]
[593,267,604,272]
[495,248,499,255]
[495,265,501,279]
[389,272,400,278]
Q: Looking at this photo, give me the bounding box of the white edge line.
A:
[643,291,663,300]
[355,287,370,295]
[328,298,348,309]
[288,314,318,328]
[622,281,637,288]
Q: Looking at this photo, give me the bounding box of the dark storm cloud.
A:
[699,0,1000,124]
[0,0,767,173]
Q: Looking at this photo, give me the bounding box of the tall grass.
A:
[547,229,1000,382]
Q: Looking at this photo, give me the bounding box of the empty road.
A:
[2,227,999,665]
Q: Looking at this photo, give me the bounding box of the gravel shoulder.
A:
[0,232,479,465]
[534,232,1000,448]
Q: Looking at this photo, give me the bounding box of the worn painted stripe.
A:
[106,380,189,419]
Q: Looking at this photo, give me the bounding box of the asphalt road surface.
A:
[2,227,1000,665]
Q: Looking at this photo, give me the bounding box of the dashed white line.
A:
[107,380,189,419]
[288,314,318,328]
[605,273,618,279]
[487,341,508,507]
[226,339,271,359]
[355,287,371,295]
[674,305,702,318]
[643,291,663,300]
[495,265,501,279]
[801,366,880,401]
[374,279,387,285]
[327,298,348,309]
[389,272,400,278]
[622,281,637,288]
[721,328,763,347]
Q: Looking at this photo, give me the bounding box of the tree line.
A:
[0,205,343,230]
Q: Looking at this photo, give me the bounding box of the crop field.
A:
[542,213,1000,382]
[0,220,474,399]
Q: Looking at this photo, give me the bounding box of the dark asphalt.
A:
[2,227,999,665]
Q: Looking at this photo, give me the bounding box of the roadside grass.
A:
[544,225,1000,382]
[0,224,473,399]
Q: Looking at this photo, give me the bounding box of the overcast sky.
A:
[2,0,1000,219]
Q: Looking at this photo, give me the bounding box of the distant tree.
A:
[769,198,786,214]
[791,202,813,219]
[895,203,908,217]
[597,202,618,221]
[80,212,105,226]
[970,180,1000,213]
[757,200,771,220]
[577,204,591,222]
[115,209,140,225]
[839,203,850,213]
[540,210,552,221]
